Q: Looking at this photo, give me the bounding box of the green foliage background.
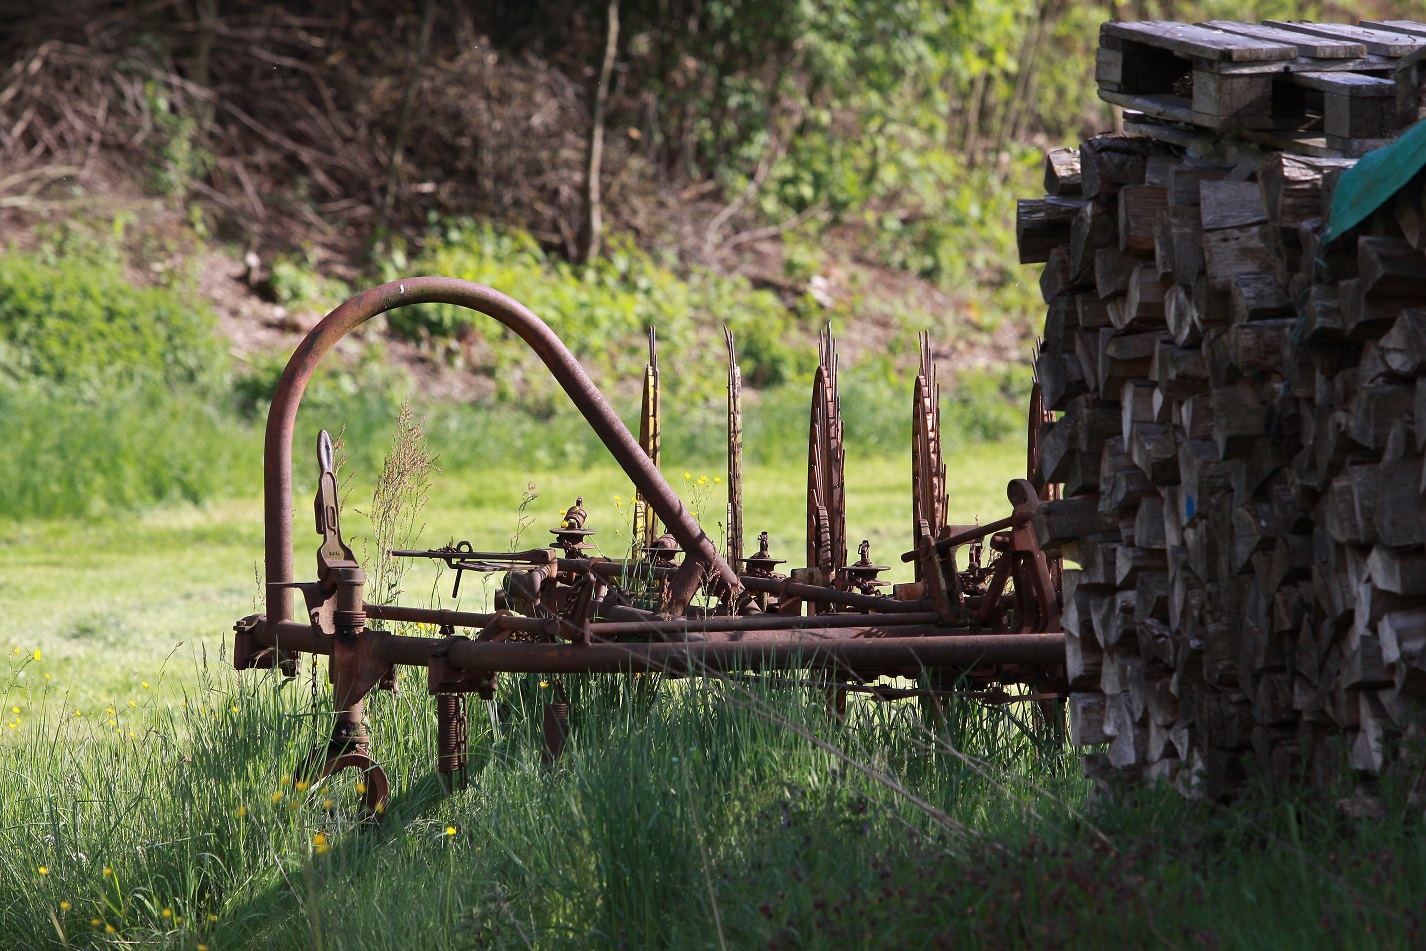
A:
[0,0,1360,523]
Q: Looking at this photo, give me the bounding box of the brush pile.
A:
[1020,18,1426,798]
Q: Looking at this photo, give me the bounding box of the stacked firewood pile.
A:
[1019,18,1426,799]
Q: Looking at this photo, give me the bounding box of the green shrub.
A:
[0,381,257,519]
[383,222,805,407]
[941,363,1033,447]
[0,251,222,390]
[268,252,352,311]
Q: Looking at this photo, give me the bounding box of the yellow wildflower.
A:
[11,647,19,654]
[208,914,218,923]
[37,866,48,876]
[279,775,291,786]
[235,806,247,818]
[32,650,40,660]
[355,782,366,794]
[714,477,722,484]
[10,706,18,714]
[59,901,71,911]
[107,708,115,715]
[141,682,149,688]
[445,826,457,836]
[102,867,113,877]
[105,925,116,934]
[375,801,385,814]
[286,801,297,811]
[312,832,327,847]
[108,719,116,727]
[161,908,173,918]
[231,705,239,713]
[91,918,102,927]
[43,674,51,680]
[683,472,691,479]
[127,700,136,707]
[539,680,549,688]
[315,844,330,855]
[295,780,309,792]
[321,798,333,811]
[270,792,283,803]
[198,944,209,950]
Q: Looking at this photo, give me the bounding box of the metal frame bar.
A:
[262,277,741,623]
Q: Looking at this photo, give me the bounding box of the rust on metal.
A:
[806,326,847,590]
[542,681,571,765]
[233,277,1067,817]
[634,327,662,553]
[725,326,744,572]
[911,332,947,583]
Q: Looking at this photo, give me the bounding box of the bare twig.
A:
[718,201,828,255]
[701,131,786,256]
[0,164,82,195]
[378,0,438,239]
[701,95,807,258]
[576,0,620,264]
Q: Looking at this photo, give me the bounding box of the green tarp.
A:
[1326,117,1426,242]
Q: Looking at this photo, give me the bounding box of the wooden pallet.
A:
[1098,19,1426,157]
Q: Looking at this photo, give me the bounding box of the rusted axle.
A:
[254,618,1064,674]
[364,602,945,635]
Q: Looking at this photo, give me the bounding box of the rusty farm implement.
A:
[231,277,1066,817]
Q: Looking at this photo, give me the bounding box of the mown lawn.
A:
[0,442,1027,715]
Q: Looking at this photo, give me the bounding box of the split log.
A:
[1045,147,1083,197]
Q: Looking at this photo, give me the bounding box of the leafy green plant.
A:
[0,251,222,391]
[383,222,806,407]
[268,251,352,311]
[141,77,214,198]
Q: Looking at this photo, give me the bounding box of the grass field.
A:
[6,439,1426,949]
[0,441,1027,716]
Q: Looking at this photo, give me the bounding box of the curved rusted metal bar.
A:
[264,277,740,623]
